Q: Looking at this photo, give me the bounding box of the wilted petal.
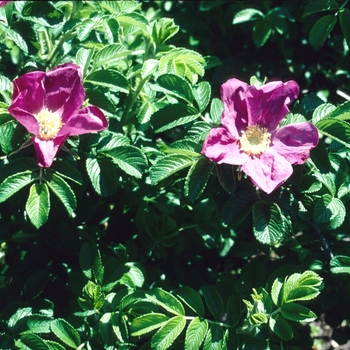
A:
[271,122,319,164]
[220,78,249,138]
[44,63,85,120]
[241,150,293,194]
[61,106,107,136]
[32,135,67,167]
[246,80,299,130]
[202,127,249,165]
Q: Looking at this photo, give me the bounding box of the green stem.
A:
[183,316,233,329]
[336,0,349,15]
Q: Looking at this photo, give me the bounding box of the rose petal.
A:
[241,149,293,194]
[202,126,249,165]
[60,106,107,136]
[44,63,85,121]
[271,122,319,164]
[246,80,299,130]
[32,135,67,167]
[220,78,249,138]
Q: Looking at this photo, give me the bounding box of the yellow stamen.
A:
[239,125,271,156]
[35,108,64,140]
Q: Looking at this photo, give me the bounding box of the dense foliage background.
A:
[1,1,350,349]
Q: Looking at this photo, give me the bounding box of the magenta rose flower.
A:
[202,78,319,194]
[0,1,11,7]
[8,63,107,167]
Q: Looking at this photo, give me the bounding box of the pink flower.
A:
[202,78,319,194]
[0,1,11,7]
[8,63,107,167]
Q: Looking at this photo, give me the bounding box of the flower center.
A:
[239,125,271,156]
[35,109,64,140]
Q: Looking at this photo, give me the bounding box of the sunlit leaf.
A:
[26,183,50,228]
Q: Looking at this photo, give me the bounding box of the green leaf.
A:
[93,43,132,68]
[323,100,350,121]
[119,263,145,288]
[201,285,224,322]
[203,323,223,350]
[21,314,52,334]
[104,17,119,44]
[26,183,50,229]
[337,181,350,198]
[116,12,149,31]
[151,316,186,350]
[271,278,284,307]
[79,241,104,284]
[50,319,81,349]
[316,118,350,148]
[222,190,258,227]
[330,255,350,274]
[7,28,28,54]
[99,312,128,344]
[302,0,339,17]
[269,314,293,341]
[97,133,130,152]
[210,98,224,125]
[313,194,345,228]
[233,8,264,24]
[312,172,335,195]
[152,17,179,46]
[280,303,317,322]
[340,8,350,48]
[85,69,129,93]
[86,156,118,196]
[50,161,83,185]
[309,14,337,50]
[185,157,213,202]
[252,201,286,244]
[130,313,170,336]
[253,20,272,47]
[150,154,194,185]
[154,74,194,103]
[76,18,95,41]
[0,75,12,104]
[283,271,323,303]
[193,81,211,112]
[45,173,76,215]
[146,288,185,316]
[151,103,200,133]
[216,164,236,194]
[185,317,208,350]
[43,341,65,350]
[19,333,50,350]
[103,145,148,178]
[176,286,205,317]
[312,103,336,124]
[0,170,37,203]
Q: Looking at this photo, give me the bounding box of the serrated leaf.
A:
[97,133,130,152]
[185,317,208,350]
[150,154,194,185]
[154,74,194,103]
[313,194,336,223]
[152,17,179,46]
[340,8,350,48]
[7,28,28,54]
[99,312,128,344]
[50,319,81,349]
[146,288,185,316]
[93,43,132,68]
[86,156,118,196]
[185,157,213,202]
[45,173,76,215]
[312,103,336,124]
[216,164,236,194]
[130,313,170,336]
[76,18,95,41]
[193,81,211,112]
[103,145,147,178]
[120,263,145,288]
[185,121,212,142]
[43,340,65,350]
[337,181,350,198]
[283,271,322,303]
[316,118,350,148]
[50,161,83,185]
[104,17,119,44]
[8,307,33,330]
[201,285,224,322]
[253,20,272,47]
[271,278,283,307]
[330,255,350,274]
[0,121,16,154]
[302,0,339,17]
[280,303,317,322]
[324,100,350,121]
[151,103,200,133]
[309,14,337,50]
[252,201,285,244]
[176,286,205,317]
[21,315,52,334]
[0,75,13,104]
[210,98,224,125]
[312,172,336,196]
[19,333,50,350]
[85,69,128,93]
[117,12,149,31]
[79,241,104,284]
[269,314,293,341]
[233,8,264,24]
[26,183,50,229]
[151,316,186,350]
[203,323,223,350]
[0,170,37,203]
